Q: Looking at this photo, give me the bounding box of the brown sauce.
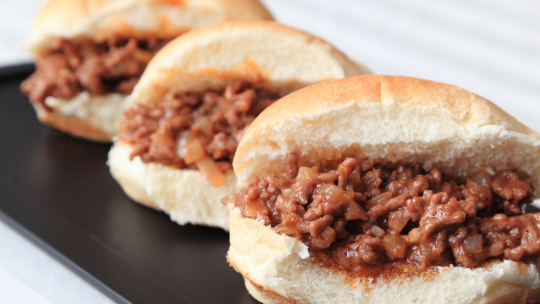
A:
[21,36,172,110]
[225,154,538,271]
[117,81,281,186]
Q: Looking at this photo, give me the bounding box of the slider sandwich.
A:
[20,0,272,142]
[224,75,540,304]
[108,21,370,229]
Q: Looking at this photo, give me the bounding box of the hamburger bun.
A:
[24,0,273,142]
[228,208,540,304]
[233,76,540,189]
[26,0,273,55]
[108,20,370,229]
[226,75,540,303]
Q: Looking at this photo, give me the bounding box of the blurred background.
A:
[0,0,539,303]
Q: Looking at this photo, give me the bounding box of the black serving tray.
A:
[1,64,539,304]
[0,64,257,304]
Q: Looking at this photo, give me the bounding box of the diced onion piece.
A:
[151,132,174,148]
[420,242,430,254]
[310,227,336,249]
[408,228,421,243]
[493,214,507,221]
[347,171,361,191]
[282,189,292,198]
[470,169,492,188]
[382,234,407,259]
[245,202,259,218]
[388,211,410,233]
[370,191,392,202]
[176,130,192,158]
[318,171,338,183]
[366,192,392,209]
[419,242,435,261]
[466,179,492,203]
[315,183,354,201]
[194,116,214,138]
[296,166,319,184]
[196,157,225,187]
[183,138,206,164]
[464,234,483,253]
[345,202,368,221]
[274,223,298,235]
[371,225,385,238]
[473,250,488,263]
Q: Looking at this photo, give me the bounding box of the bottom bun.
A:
[107,142,158,209]
[35,91,127,142]
[36,106,112,142]
[245,280,299,304]
[108,141,236,229]
[227,208,540,304]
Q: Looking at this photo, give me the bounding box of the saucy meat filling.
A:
[117,81,281,187]
[21,36,171,110]
[225,154,539,273]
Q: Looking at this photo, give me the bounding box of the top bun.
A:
[129,20,371,106]
[234,75,540,192]
[26,0,273,55]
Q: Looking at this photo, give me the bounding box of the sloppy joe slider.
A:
[20,0,272,142]
[108,21,370,229]
[224,75,540,303]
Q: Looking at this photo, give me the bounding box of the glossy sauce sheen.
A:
[225,154,539,276]
[118,82,281,186]
[20,36,171,110]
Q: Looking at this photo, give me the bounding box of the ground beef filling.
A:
[225,154,539,273]
[117,81,281,187]
[21,36,171,111]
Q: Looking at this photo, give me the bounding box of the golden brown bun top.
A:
[234,75,540,191]
[129,20,371,106]
[26,0,273,54]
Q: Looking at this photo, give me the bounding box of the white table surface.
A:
[0,0,539,303]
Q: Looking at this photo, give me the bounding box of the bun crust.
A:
[109,21,370,229]
[129,20,371,106]
[227,208,540,304]
[234,75,540,191]
[27,0,273,55]
[242,279,532,304]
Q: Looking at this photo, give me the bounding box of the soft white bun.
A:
[110,20,370,229]
[26,0,273,55]
[234,75,540,192]
[108,142,234,228]
[228,75,540,303]
[35,92,127,142]
[227,208,540,304]
[26,0,272,142]
[129,20,371,106]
